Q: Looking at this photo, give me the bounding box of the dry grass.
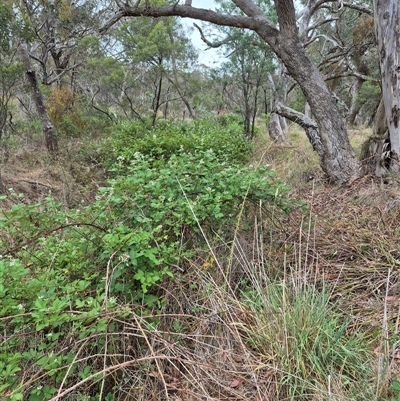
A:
[43,179,400,399]
[4,124,400,400]
[0,137,107,209]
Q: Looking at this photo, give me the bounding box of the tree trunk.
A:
[18,44,58,153]
[268,112,286,142]
[268,36,360,184]
[267,71,288,142]
[251,86,259,138]
[165,75,197,120]
[360,98,389,176]
[182,97,196,120]
[167,31,197,120]
[151,74,163,126]
[373,0,400,172]
[163,86,170,119]
[243,87,252,138]
[348,77,365,126]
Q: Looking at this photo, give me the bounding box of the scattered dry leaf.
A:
[230,379,242,388]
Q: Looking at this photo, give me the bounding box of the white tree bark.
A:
[268,113,286,142]
[374,0,400,171]
[267,72,288,142]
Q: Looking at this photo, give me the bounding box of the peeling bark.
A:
[373,0,400,172]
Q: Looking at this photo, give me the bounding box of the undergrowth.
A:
[0,120,398,400]
[0,119,297,400]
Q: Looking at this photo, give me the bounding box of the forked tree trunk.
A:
[268,72,288,142]
[373,0,400,172]
[268,36,360,184]
[257,0,361,184]
[18,44,58,153]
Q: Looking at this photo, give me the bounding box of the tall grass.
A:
[4,122,398,401]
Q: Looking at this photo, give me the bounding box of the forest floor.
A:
[0,136,107,209]
[261,125,400,332]
[2,125,400,399]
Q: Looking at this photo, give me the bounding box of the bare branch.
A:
[324,70,380,84]
[298,0,367,38]
[193,23,228,48]
[306,17,338,35]
[28,52,46,67]
[309,34,343,48]
[298,0,331,35]
[46,62,83,86]
[342,2,373,16]
[99,4,278,40]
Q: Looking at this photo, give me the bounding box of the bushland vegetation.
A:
[1,1,400,400]
[1,114,400,400]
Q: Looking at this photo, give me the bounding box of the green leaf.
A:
[36,355,49,367]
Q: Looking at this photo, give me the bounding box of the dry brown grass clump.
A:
[0,138,107,209]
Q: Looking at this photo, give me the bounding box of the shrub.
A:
[107,118,253,167]
[0,127,296,399]
[104,149,293,244]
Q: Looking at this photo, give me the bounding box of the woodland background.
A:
[1,1,400,400]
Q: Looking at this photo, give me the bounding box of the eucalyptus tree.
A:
[214,31,272,138]
[18,43,58,152]
[267,68,289,142]
[346,14,377,126]
[298,2,378,126]
[116,16,197,123]
[100,0,360,185]
[17,0,101,88]
[0,2,23,137]
[201,0,276,138]
[372,0,400,173]
[0,1,25,161]
[14,0,102,151]
[354,0,400,175]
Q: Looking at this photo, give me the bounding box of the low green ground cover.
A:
[0,118,296,400]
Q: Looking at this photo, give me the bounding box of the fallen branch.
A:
[18,179,54,189]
